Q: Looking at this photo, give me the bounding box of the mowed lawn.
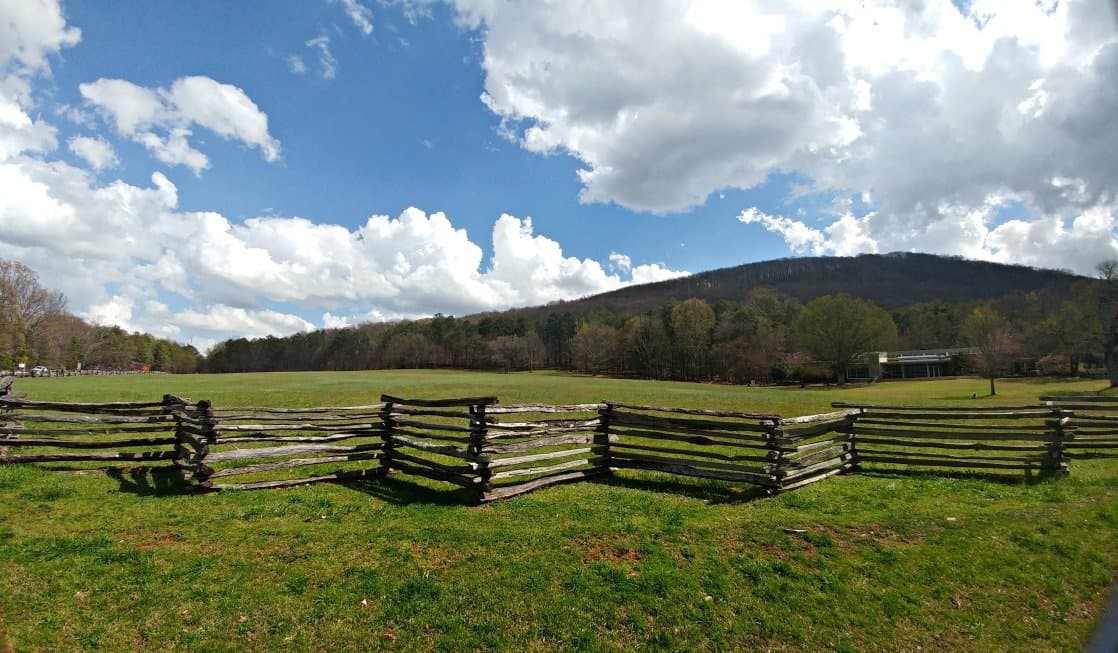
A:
[2,370,1117,651]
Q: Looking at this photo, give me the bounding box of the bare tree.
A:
[962,306,1016,396]
[0,260,67,365]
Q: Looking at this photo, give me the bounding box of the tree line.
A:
[0,260,201,373]
[206,269,1117,392]
[9,254,1117,390]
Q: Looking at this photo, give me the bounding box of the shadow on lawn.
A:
[854,467,1049,486]
[338,472,479,507]
[591,472,771,505]
[95,464,1050,504]
[103,466,190,496]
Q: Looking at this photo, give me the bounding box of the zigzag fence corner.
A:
[771,409,861,491]
[480,402,611,502]
[189,400,388,491]
[831,401,1070,477]
[4,380,1115,502]
[379,394,495,500]
[0,394,188,467]
[600,402,781,491]
[1041,395,1118,460]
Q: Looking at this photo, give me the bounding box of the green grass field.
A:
[2,371,1117,651]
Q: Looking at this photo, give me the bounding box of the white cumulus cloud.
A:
[67,135,118,170]
[449,0,1118,272]
[79,75,281,174]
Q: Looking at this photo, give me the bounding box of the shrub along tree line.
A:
[0,259,201,373]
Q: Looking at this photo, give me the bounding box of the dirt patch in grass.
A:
[574,535,642,562]
[124,530,185,550]
[837,524,926,547]
[407,543,467,571]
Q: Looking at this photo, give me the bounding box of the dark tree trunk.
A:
[989,376,996,396]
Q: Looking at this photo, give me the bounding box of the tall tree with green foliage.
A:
[962,306,1016,396]
[570,322,619,374]
[790,294,897,383]
[669,298,716,381]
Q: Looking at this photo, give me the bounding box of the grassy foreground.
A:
[1,371,1116,651]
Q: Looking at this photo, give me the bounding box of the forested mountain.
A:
[490,253,1090,323]
[206,253,1112,385]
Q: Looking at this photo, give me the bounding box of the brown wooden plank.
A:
[487,403,603,414]
[861,410,1054,420]
[780,410,860,425]
[853,436,1051,452]
[214,432,382,445]
[609,410,773,433]
[777,454,854,480]
[489,457,601,480]
[604,401,779,420]
[610,441,773,464]
[609,450,770,475]
[607,426,770,450]
[609,458,775,486]
[207,443,382,463]
[1,450,175,462]
[488,447,595,469]
[858,455,1042,470]
[857,418,1052,432]
[776,464,853,491]
[0,425,175,436]
[853,425,1055,441]
[209,467,385,491]
[481,467,607,501]
[833,401,1044,411]
[856,448,1045,463]
[0,437,178,448]
[387,435,471,459]
[381,394,498,407]
[208,452,382,478]
[484,432,614,455]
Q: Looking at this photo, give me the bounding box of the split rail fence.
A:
[2,383,1114,503]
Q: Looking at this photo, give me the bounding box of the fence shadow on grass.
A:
[104,466,191,497]
[591,470,771,505]
[853,467,1046,487]
[338,472,480,507]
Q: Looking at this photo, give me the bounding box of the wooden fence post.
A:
[846,409,863,471]
[1044,408,1072,477]
[764,418,785,493]
[192,400,216,489]
[379,397,397,474]
[596,402,614,476]
[164,394,188,478]
[469,402,492,503]
[0,378,14,461]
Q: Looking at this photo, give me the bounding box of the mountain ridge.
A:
[478,252,1089,321]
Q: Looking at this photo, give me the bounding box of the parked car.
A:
[30,366,49,377]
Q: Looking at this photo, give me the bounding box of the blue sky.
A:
[46,0,802,272]
[1,0,1115,350]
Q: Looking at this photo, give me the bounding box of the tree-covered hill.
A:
[489,252,1091,323]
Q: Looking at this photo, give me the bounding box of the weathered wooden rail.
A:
[0,394,193,467]
[831,401,1071,476]
[3,383,1113,502]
